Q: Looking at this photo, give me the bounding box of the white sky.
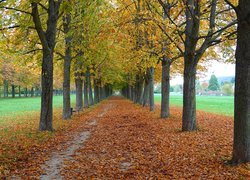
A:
[170,61,236,85]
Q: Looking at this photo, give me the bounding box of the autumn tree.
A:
[224,0,250,164]
[180,0,236,131]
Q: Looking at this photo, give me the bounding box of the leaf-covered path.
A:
[11,97,249,179]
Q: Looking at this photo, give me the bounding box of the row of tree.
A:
[0,0,119,129]
[0,0,249,164]
[119,0,249,164]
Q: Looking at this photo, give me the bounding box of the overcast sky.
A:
[171,61,235,85]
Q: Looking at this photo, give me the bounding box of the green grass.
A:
[154,93,234,116]
[0,95,76,122]
[0,93,234,124]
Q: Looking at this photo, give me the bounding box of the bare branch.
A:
[31,2,49,51]
[38,3,48,12]
[224,0,238,12]
[0,6,32,15]
[23,48,42,55]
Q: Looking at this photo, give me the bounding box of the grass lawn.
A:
[154,93,234,116]
[0,95,76,123]
[0,93,234,124]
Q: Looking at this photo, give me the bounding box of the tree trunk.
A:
[135,75,143,104]
[3,80,8,97]
[88,70,94,106]
[161,57,171,118]
[128,85,132,100]
[98,86,102,101]
[94,79,99,104]
[232,1,250,164]
[132,86,136,102]
[18,86,21,97]
[62,14,72,120]
[31,1,61,131]
[31,87,34,97]
[84,77,89,108]
[101,86,105,100]
[142,75,149,107]
[149,67,155,111]
[75,77,83,111]
[11,85,15,98]
[39,51,54,131]
[182,60,197,131]
[25,88,28,97]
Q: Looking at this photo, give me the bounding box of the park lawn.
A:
[154,94,234,116]
[0,95,76,124]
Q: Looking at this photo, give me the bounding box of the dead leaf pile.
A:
[1,97,249,179]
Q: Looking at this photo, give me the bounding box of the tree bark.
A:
[132,86,136,102]
[62,14,72,120]
[75,76,83,111]
[136,75,143,104]
[161,57,171,118]
[98,86,102,101]
[87,69,94,106]
[11,85,15,98]
[39,51,54,131]
[25,88,28,97]
[94,78,99,104]
[84,76,89,108]
[181,0,200,132]
[128,85,132,100]
[182,60,198,131]
[31,1,61,131]
[142,74,149,107]
[18,86,21,97]
[232,0,250,164]
[31,87,34,97]
[149,67,155,111]
[3,80,8,97]
[102,86,106,100]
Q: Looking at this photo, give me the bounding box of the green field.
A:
[154,93,234,116]
[0,95,76,122]
[0,93,234,123]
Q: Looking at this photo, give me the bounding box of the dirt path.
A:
[39,103,114,179]
[10,97,248,179]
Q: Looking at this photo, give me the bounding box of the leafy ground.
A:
[1,96,249,179]
[155,94,234,116]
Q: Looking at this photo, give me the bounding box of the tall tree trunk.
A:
[31,87,34,97]
[142,75,149,107]
[88,70,94,106]
[128,85,132,100]
[31,1,61,131]
[161,57,171,118]
[132,86,136,102]
[11,85,15,98]
[3,80,8,97]
[149,67,155,111]
[62,14,72,120]
[75,76,83,111]
[101,86,105,100]
[39,51,54,131]
[232,0,250,164]
[135,75,143,104]
[181,0,200,132]
[94,79,99,104]
[18,86,21,98]
[182,60,197,131]
[98,86,102,101]
[25,88,28,97]
[84,77,89,108]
